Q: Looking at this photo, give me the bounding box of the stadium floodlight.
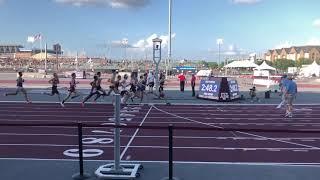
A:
[122,38,128,60]
[216,38,224,67]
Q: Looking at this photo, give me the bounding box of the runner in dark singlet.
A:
[4,71,31,103]
[120,74,130,104]
[136,75,146,103]
[43,73,62,102]
[92,72,107,102]
[106,70,118,96]
[109,75,121,105]
[113,75,121,94]
[81,75,100,107]
[61,73,79,107]
[129,73,138,102]
[159,72,165,98]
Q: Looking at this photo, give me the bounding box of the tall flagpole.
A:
[45,43,47,72]
[40,33,42,56]
[167,0,172,78]
[76,52,78,71]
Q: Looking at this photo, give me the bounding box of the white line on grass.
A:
[120,106,153,160]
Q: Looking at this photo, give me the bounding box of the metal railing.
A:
[0,121,320,180]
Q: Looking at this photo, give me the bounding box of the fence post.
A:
[169,125,173,179]
[161,124,179,180]
[114,94,121,171]
[72,122,90,180]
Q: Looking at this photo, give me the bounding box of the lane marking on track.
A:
[293,125,305,127]
[268,149,281,152]
[301,139,316,142]
[120,106,153,160]
[243,148,257,151]
[293,150,309,152]
[2,143,318,151]
[0,119,107,123]
[2,158,320,166]
[3,101,320,107]
[152,105,320,150]
[1,133,319,141]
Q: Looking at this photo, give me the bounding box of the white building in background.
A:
[249,53,256,62]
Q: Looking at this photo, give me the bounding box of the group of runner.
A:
[3,70,168,107]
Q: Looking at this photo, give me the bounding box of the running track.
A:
[0,102,320,164]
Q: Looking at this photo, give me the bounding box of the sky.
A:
[0,0,320,61]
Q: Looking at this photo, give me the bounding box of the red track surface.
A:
[0,102,320,164]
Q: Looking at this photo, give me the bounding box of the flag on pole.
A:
[27,34,42,43]
[27,36,35,43]
[34,34,42,41]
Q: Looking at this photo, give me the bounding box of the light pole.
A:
[167,0,172,78]
[153,38,162,93]
[122,38,128,61]
[216,38,223,68]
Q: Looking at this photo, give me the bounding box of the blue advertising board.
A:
[175,66,196,70]
[198,78,221,100]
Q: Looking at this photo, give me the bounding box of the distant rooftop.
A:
[0,44,23,47]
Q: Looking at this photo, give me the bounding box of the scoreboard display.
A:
[198,77,240,101]
[228,79,240,100]
[198,78,221,100]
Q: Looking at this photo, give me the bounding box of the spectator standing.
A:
[178,73,186,92]
[191,73,196,96]
[147,71,155,93]
[284,75,297,118]
[277,75,289,109]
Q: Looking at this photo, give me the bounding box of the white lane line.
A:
[3,101,320,107]
[267,149,281,152]
[243,148,257,151]
[2,158,320,167]
[1,144,317,151]
[293,150,309,152]
[217,108,225,112]
[152,105,225,130]
[120,106,153,160]
[0,110,110,114]
[145,117,320,120]
[0,114,109,118]
[0,119,106,123]
[293,125,306,127]
[301,139,316,142]
[0,133,117,137]
[301,120,312,122]
[152,105,320,150]
[1,133,318,141]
